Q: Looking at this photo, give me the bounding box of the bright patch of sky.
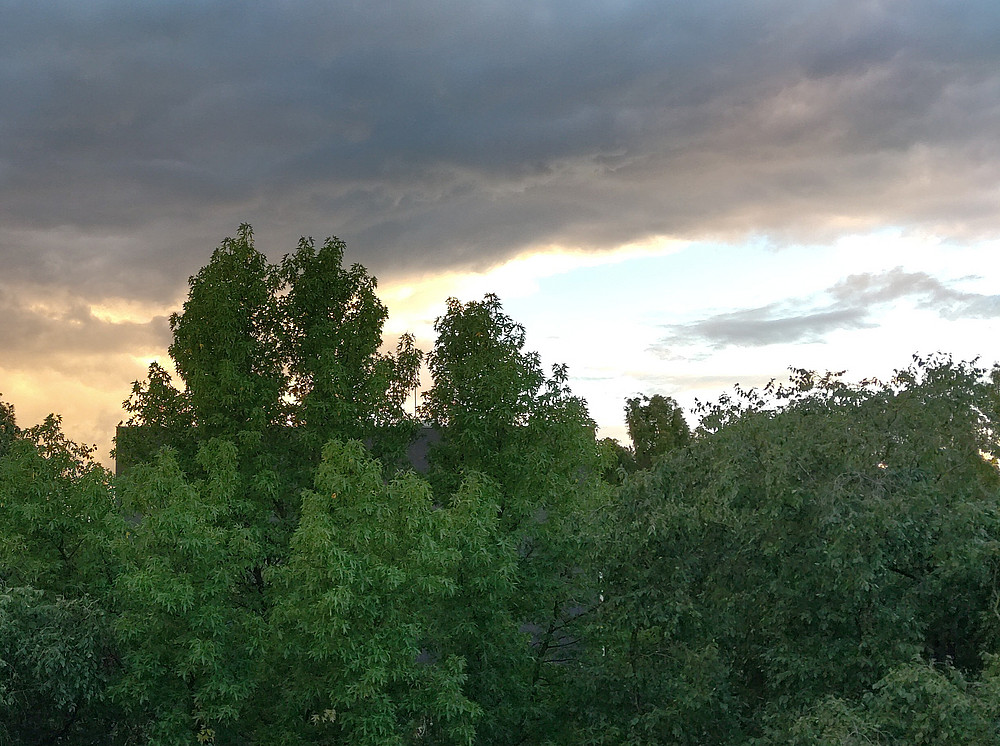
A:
[442,230,1000,441]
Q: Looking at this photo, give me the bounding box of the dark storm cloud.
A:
[655,268,1000,351]
[2,0,1000,300]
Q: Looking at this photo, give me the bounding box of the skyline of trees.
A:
[3,226,1000,744]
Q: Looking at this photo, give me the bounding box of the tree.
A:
[119,226,427,584]
[281,236,387,436]
[0,405,115,598]
[111,441,266,745]
[169,223,285,436]
[126,225,421,474]
[263,439,480,744]
[277,235,422,462]
[117,362,196,471]
[422,294,544,431]
[0,397,124,743]
[582,356,1000,743]
[625,393,690,470]
[0,395,17,457]
[121,362,194,432]
[0,587,121,745]
[765,658,1000,744]
[420,294,596,515]
[420,294,608,743]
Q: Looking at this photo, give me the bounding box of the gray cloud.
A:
[0,283,171,371]
[2,0,1000,303]
[831,267,1000,319]
[656,268,1000,352]
[669,306,874,348]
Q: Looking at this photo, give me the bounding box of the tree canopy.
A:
[125,224,420,466]
[625,393,690,469]
[4,226,1000,744]
[579,356,1000,743]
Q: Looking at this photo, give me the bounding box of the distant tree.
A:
[117,362,197,470]
[596,436,637,484]
[121,362,193,433]
[625,393,690,469]
[0,395,17,457]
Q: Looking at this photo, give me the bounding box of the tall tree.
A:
[126,225,420,473]
[277,235,421,453]
[420,294,607,743]
[168,223,285,436]
[422,294,543,430]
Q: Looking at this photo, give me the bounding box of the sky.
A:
[2,0,999,464]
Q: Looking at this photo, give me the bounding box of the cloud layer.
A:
[3,0,1000,300]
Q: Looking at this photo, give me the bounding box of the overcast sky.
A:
[2,0,999,462]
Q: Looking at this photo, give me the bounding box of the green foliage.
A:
[573,468,747,745]
[420,294,600,525]
[122,362,194,432]
[428,473,527,744]
[625,393,690,470]
[111,442,266,744]
[118,228,428,663]
[586,356,1000,744]
[0,399,125,742]
[279,236,411,440]
[422,293,545,434]
[118,362,197,468]
[420,294,608,743]
[169,223,285,435]
[150,225,419,452]
[16,235,1000,745]
[265,439,480,744]
[596,436,637,484]
[123,226,424,546]
[0,395,17,457]
[0,407,115,597]
[766,659,1000,744]
[0,587,119,744]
